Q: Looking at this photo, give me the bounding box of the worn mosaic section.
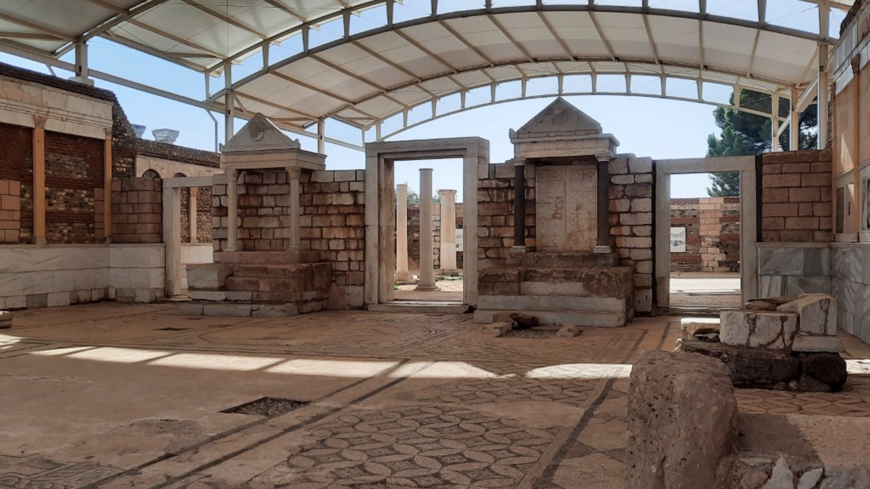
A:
[609,155,654,314]
[761,150,833,243]
[536,165,597,252]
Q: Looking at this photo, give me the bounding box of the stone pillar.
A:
[439,189,458,273]
[595,158,612,253]
[189,187,198,243]
[103,127,112,242]
[226,167,238,251]
[512,159,526,251]
[288,167,300,250]
[396,184,411,283]
[415,169,439,291]
[33,117,46,244]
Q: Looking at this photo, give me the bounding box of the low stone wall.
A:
[670,197,740,272]
[831,244,870,341]
[0,179,20,243]
[0,243,164,309]
[609,155,654,314]
[761,150,833,243]
[758,243,831,298]
[111,177,162,243]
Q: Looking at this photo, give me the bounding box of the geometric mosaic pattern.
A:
[429,377,597,406]
[0,455,120,489]
[249,406,560,488]
[536,165,597,252]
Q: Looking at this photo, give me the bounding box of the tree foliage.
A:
[705,89,818,196]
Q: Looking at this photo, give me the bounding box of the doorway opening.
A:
[392,159,465,304]
[654,157,758,312]
[668,173,741,310]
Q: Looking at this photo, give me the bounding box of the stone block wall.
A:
[757,244,832,297]
[831,245,870,342]
[477,163,535,270]
[670,197,740,272]
[211,169,366,307]
[406,202,464,270]
[111,177,163,243]
[761,150,833,242]
[609,155,654,314]
[0,243,164,310]
[0,179,21,243]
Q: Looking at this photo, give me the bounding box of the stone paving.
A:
[0,304,868,488]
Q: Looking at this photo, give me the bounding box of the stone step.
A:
[229,263,332,278]
[477,294,627,313]
[179,300,326,317]
[506,252,619,268]
[368,301,468,314]
[474,309,626,327]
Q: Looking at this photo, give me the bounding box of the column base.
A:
[34,237,46,245]
[396,270,412,283]
[510,246,528,254]
[414,284,441,292]
[593,245,612,254]
[438,269,460,276]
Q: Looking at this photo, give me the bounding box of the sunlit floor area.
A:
[669,271,742,309]
[394,275,464,302]
[1,304,869,488]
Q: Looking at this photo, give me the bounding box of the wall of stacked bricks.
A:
[670,197,741,273]
[211,169,365,289]
[110,178,162,243]
[179,187,214,243]
[477,163,535,271]
[405,203,465,270]
[0,179,21,243]
[760,150,833,242]
[609,156,654,314]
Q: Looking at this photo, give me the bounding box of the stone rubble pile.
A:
[680,294,847,392]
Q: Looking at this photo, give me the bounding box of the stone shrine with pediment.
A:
[475,98,635,327]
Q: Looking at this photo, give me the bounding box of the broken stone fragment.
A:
[556,323,581,337]
[482,322,512,337]
[720,310,798,350]
[799,353,847,390]
[777,294,838,336]
[510,313,539,330]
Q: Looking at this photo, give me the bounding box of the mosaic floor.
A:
[0,304,868,488]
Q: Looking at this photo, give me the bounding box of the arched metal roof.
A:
[0,0,843,146]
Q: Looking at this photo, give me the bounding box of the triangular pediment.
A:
[222,113,301,153]
[512,98,602,139]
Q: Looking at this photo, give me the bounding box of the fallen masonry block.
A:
[482,322,512,337]
[556,324,581,337]
[0,310,11,329]
[510,313,539,330]
[626,351,737,489]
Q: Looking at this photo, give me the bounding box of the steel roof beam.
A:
[0,12,73,42]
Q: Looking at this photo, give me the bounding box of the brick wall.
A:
[609,155,654,313]
[670,197,741,272]
[761,150,833,242]
[180,188,213,243]
[477,163,535,270]
[212,169,366,297]
[406,202,464,270]
[111,177,163,243]
[0,180,21,243]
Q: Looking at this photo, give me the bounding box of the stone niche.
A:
[183,114,332,317]
[475,98,634,327]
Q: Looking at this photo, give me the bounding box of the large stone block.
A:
[720,310,798,350]
[626,351,737,489]
[186,264,232,289]
[777,293,837,336]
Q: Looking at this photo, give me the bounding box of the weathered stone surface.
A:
[682,340,800,389]
[510,313,539,330]
[797,468,823,489]
[791,335,844,353]
[799,353,847,390]
[186,264,231,290]
[556,324,581,337]
[626,351,737,489]
[760,456,795,489]
[720,310,799,350]
[482,322,512,336]
[777,294,837,336]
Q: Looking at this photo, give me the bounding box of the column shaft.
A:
[439,189,458,272]
[33,121,46,244]
[415,169,439,291]
[226,168,238,251]
[288,168,300,250]
[103,129,112,242]
[396,184,411,282]
[513,162,526,249]
[189,187,198,243]
[595,159,612,253]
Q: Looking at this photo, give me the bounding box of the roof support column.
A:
[70,41,94,86]
[771,93,780,152]
[224,62,234,145]
[790,88,799,151]
[317,119,325,154]
[818,43,829,150]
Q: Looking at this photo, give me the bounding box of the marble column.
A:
[189,187,198,243]
[226,168,238,251]
[594,158,612,254]
[415,169,439,291]
[512,159,526,251]
[287,167,301,250]
[33,117,46,244]
[396,184,411,283]
[439,189,458,273]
